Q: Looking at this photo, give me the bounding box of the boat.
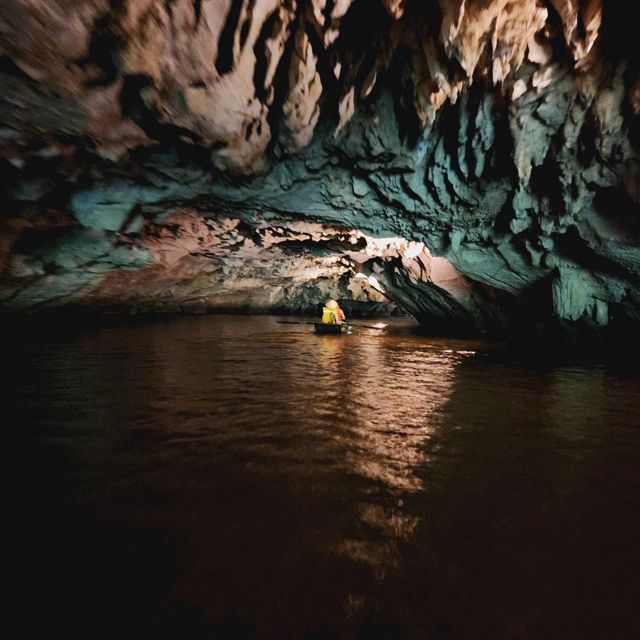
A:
[313,323,353,335]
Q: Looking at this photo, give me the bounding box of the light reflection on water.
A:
[314,333,460,492]
[7,315,640,639]
[310,333,467,581]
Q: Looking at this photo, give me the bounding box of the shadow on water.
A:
[5,315,640,639]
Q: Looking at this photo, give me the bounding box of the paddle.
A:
[276,320,387,330]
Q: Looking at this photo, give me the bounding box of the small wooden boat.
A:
[313,323,352,335]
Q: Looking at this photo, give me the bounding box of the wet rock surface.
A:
[1,0,639,338]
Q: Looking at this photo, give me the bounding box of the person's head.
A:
[325,299,339,309]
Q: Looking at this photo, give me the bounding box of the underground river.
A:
[6,315,640,639]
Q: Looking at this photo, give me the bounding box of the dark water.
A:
[6,315,640,639]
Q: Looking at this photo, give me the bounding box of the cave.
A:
[0,0,637,340]
[3,2,640,638]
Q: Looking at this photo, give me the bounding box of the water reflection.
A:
[313,333,459,492]
[6,316,640,639]
[309,332,478,581]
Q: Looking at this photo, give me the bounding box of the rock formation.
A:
[0,0,639,338]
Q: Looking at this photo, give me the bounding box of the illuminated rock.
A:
[0,0,638,338]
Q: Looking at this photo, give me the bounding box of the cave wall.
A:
[0,206,401,315]
[0,0,639,337]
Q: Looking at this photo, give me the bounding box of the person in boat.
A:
[322,299,346,324]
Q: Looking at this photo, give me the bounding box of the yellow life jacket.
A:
[322,307,339,324]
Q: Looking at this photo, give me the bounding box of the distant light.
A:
[403,242,425,259]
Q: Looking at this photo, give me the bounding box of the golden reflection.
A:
[315,335,461,492]
[337,502,420,581]
[120,315,476,581]
[313,330,472,577]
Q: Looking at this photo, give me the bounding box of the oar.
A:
[277,320,387,330]
[350,323,387,330]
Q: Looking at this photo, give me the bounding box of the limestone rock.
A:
[0,0,639,340]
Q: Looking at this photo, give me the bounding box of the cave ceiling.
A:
[0,0,639,337]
